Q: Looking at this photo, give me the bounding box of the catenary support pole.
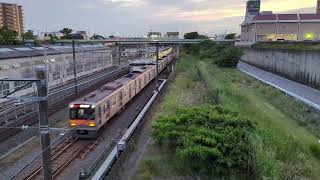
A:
[36,65,52,180]
[156,42,159,90]
[118,43,121,66]
[72,40,78,94]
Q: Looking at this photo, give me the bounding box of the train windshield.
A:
[70,108,95,120]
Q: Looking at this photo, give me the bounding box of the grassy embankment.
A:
[135,50,320,179]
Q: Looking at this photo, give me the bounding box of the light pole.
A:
[118,43,121,66]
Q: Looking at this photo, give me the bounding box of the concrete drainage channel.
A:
[78,79,167,180]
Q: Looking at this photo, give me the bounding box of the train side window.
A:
[79,109,84,116]
[118,92,121,101]
[112,98,116,106]
[103,104,106,113]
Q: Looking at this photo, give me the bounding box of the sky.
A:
[5,0,318,37]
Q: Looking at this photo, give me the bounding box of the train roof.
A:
[0,44,109,60]
[71,65,154,105]
[130,58,156,66]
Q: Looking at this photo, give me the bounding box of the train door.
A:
[105,101,111,119]
[129,84,132,98]
[119,91,123,107]
[144,74,147,85]
[97,106,102,124]
[133,81,136,95]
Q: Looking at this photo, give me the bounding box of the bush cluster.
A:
[152,105,255,175]
[186,40,243,68]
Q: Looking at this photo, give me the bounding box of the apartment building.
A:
[0,3,24,37]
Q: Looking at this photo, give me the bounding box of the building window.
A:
[67,68,74,77]
[0,83,10,96]
[53,72,61,81]
[14,81,32,91]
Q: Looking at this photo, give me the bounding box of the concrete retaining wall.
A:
[242,48,320,88]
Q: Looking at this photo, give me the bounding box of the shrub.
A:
[152,105,255,175]
[185,40,243,68]
[310,144,320,159]
[214,48,243,68]
[144,158,156,171]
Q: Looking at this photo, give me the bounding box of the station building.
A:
[241,0,320,42]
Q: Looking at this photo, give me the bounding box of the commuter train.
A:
[69,47,173,138]
[0,45,142,100]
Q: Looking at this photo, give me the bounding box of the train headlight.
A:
[70,104,74,108]
[70,123,77,126]
[89,123,96,127]
[91,105,95,108]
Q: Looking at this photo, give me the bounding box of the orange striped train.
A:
[69,47,173,138]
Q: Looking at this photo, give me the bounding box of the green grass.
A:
[135,55,320,179]
[197,59,320,179]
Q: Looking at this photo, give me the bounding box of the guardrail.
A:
[239,68,320,112]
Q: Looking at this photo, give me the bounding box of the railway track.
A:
[0,65,130,142]
[17,139,97,180]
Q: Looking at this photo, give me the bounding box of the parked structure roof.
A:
[0,44,109,60]
[252,13,320,22]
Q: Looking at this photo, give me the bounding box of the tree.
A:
[60,28,73,39]
[23,30,36,40]
[214,47,243,68]
[49,34,59,42]
[198,34,209,39]
[225,33,236,39]
[184,32,199,39]
[0,27,18,45]
[184,32,209,40]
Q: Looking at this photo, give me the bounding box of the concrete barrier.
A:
[242,48,320,89]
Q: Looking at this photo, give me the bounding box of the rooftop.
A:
[251,13,320,22]
[0,44,108,60]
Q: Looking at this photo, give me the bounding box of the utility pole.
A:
[156,42,159,90]
[118,43,121,66]
[72,40,78,94]
[36,65,52,180]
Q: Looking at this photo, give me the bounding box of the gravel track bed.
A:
[0,107,69,179]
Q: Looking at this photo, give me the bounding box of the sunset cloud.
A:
[3,0,318,36]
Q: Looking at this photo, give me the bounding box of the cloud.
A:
[3,0,318,36]
[99,0,147,6]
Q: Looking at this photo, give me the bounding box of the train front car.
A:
[69,103,98,139]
